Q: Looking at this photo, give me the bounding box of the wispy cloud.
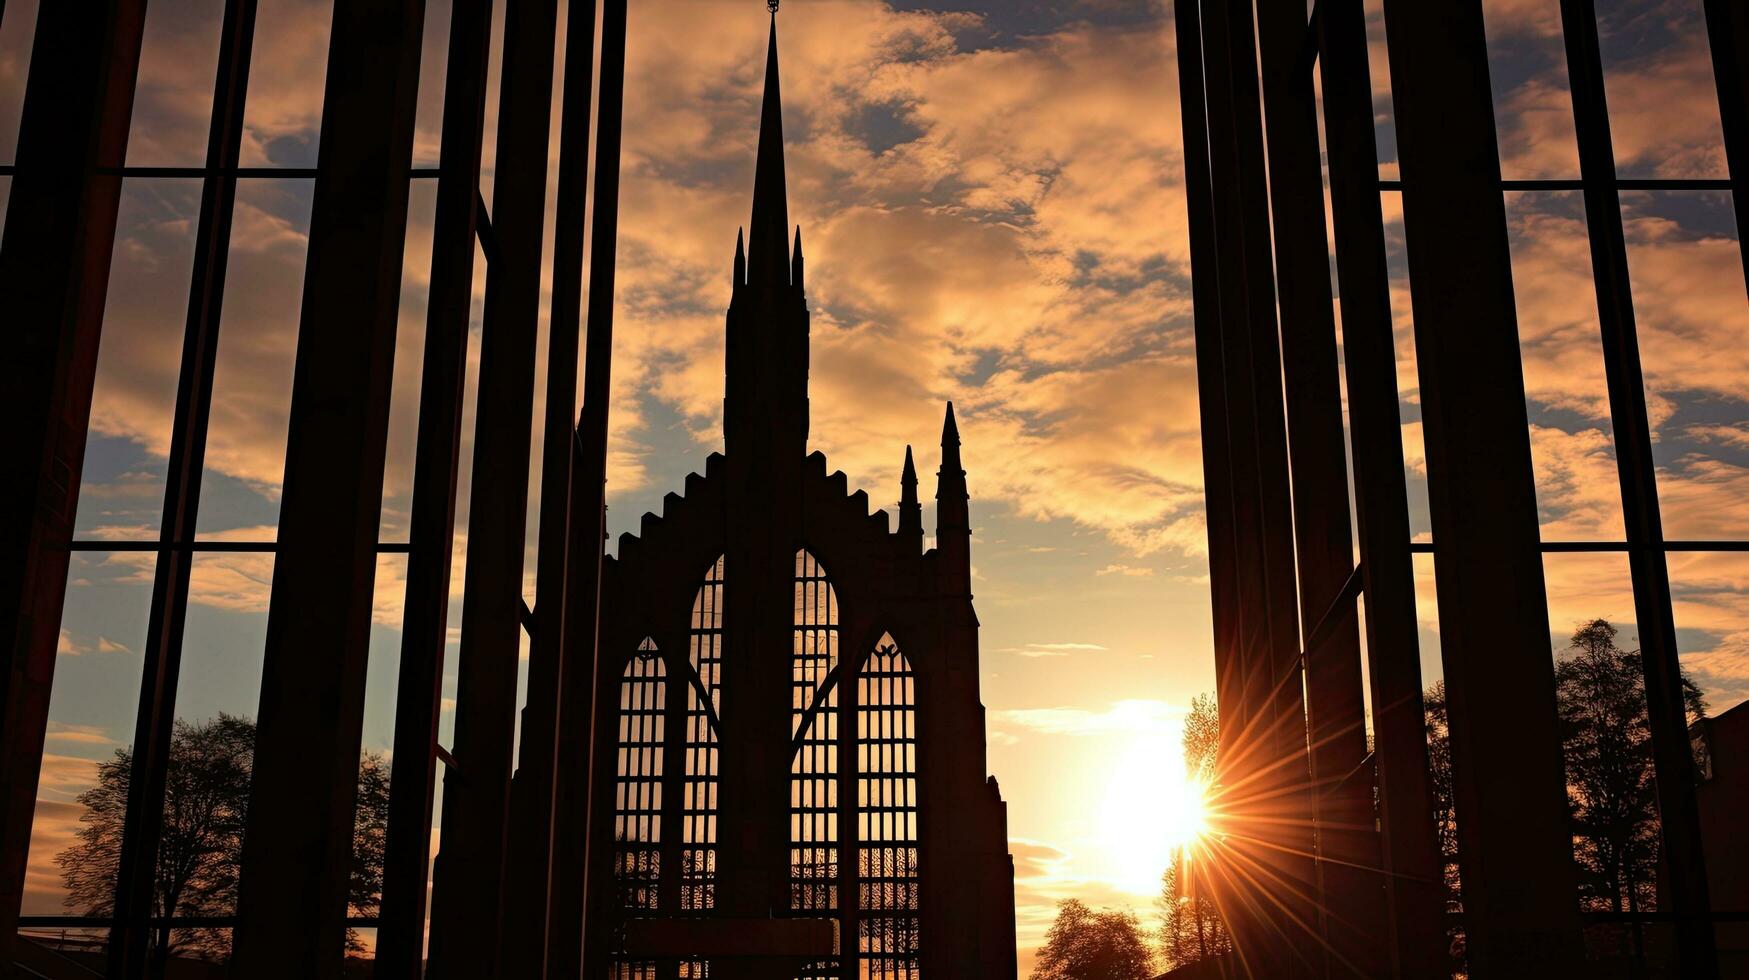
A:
[1003,641,1108,658]
[993,698,1181,738]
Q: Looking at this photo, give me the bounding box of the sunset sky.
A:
[4,0,1748,970]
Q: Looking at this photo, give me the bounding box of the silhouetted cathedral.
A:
[580,12,1018,980]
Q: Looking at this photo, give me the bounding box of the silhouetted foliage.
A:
[1423,619,1710,929]
[1032,899,1155,980]
[56,714,390,972]
[1555,618,1705,915]
[1158,858,1231,971]
[1157,693,1228,970]
[1421,681,1466,971]
[1421,681,1460,912]
[1181,692,1219,785]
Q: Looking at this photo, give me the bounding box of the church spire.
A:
[747,11,791,285]
[899,444,922,549]
[936,403,970,593]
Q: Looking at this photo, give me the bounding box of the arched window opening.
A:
[683,555,727,912]
[859,632,921,979]
[613,642,666,914]
[790,550,840,978]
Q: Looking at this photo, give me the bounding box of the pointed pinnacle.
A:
[748,14,790,284]
[733,227,746,284]
[791,226,804,285]
[902,445,918,486]
[941,401,961,448]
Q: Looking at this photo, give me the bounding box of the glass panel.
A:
[196,178,314,538]
[1544,553,1665,970]
[1411,553,1462,971]
[1381,192,1433,542]
[858,634,921,980]
[1503,191,1626,541]
[77,178,204,541]
[361,553,407,756]
[1361,0,1399,181]
[1621,191,1749,541]
[1668,551,1749,714]
[1595,0,1729,179]
[22,553,152,925]
[239,0,336,168]
[380,181,438,543]
[1672,553,1749,950]
[0,0,40,163]
[350,553,402,961]
[125,0,226,167]
[476,0,509,211]
[410,0,452,170]
[146,553,274,964]
[1481,0,1580,178]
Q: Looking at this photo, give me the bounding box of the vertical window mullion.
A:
[1558,2,1719,970]
[109,0,259,972]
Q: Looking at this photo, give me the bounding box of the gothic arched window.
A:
[613,639,666,915]
[858,632,921,978]
[790,549,840,976]
[683,555,727,911]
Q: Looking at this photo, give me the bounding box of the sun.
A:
[1097,735,1212,895]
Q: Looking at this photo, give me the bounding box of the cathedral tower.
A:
[581,10,1017,978]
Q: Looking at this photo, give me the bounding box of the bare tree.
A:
[57,714,390,973]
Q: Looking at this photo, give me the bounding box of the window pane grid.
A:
[790,551,839,978]
[613,650,665,918]
[684,557,726,912]
[858,635,920,980]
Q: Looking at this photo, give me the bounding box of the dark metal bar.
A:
[1178,3,1280,972]
[551,0,628,971]
[1559,2,1719,972]
[229,3,427,975]
[1407,541,1749,553]
[374,0,495,974]
[425,0,558,973]
[1294,2,1323,81]
[1378,0,1585,972]
[24,915,385,928]
[87,166,442,178]
[498,0,598,964]
[107,1,258,974]
[64,540,413,552]
[1173,0,1242,800]
[0,0,148,961]
[1315,2,1449,974]
[1299,565,1363,667]
[1194,0,1322,970]
[475,188,500,264]
[1702,0,1749,297]
[1379,178,1735,191]
[1255,2,1385,971]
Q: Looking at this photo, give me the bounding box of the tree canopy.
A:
[1424,618,1710,925]
[1032,898,1156,980]
[1157,693,1228,971]
[57,713,389,972]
